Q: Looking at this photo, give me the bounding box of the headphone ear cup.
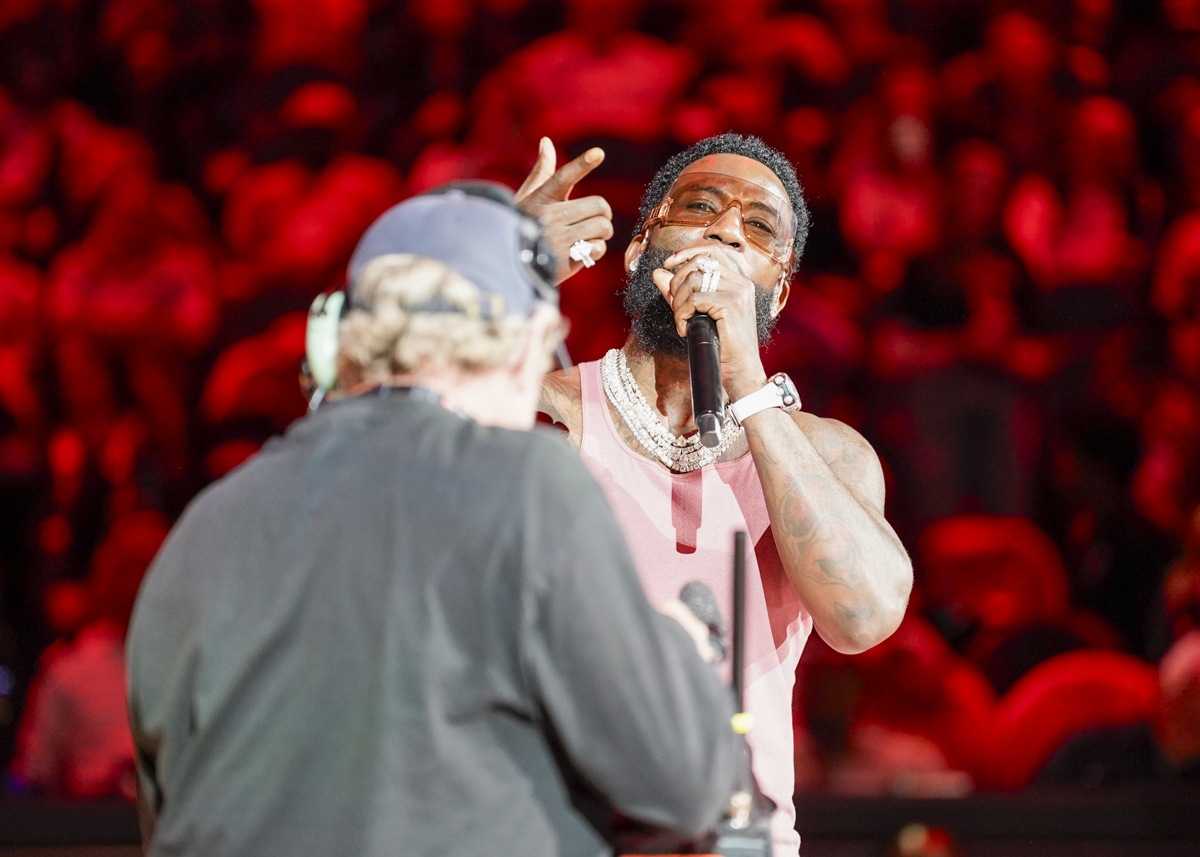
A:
[306,291,346,391]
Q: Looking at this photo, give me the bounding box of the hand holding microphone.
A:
[656,581,727,665]
[652,248,773,448]
[655,597,721,664]
[687,311,724,449]
[680,580,726,661]
[646,564,776,857]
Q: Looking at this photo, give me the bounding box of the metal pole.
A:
[732,530,746,714]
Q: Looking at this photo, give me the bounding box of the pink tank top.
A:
[577,360,812,857]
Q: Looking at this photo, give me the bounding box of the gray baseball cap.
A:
[346,184,557,320]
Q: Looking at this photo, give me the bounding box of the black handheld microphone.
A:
[615,555,773,856]
[680,581,726,661]
[687,314,724,448]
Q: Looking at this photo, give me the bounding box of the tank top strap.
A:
[578,358,608,429]
[578,357,631,463]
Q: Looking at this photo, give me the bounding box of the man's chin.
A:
[620,244,778,359]
[631,317,689,359]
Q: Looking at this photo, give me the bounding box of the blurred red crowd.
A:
[1,0,1200,800]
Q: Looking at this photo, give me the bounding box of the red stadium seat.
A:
[918,515,1071,629]
[985,649,1160,790]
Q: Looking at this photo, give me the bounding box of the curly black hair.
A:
[636,132,812,267]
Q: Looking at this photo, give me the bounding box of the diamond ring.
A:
[569,239,596,268]
[696,256,720,292]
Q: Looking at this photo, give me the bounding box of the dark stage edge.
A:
[2,792,1199,854]
[795,790,1200,856]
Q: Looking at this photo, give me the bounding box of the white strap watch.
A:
[728,373,802,427]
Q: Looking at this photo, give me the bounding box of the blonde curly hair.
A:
[337,254,564,388]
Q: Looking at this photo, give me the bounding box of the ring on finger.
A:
[569,239,596,268]
[695,255,720,292]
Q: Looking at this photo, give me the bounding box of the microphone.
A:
[680,581,726,662]
[616,569,772,856]
[683,566,775,857]
[687,314,724,449]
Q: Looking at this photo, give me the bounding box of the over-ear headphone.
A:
[304,290,345,401]
[303,181,560,411]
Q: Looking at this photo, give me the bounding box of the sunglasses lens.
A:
[663,173,791,259]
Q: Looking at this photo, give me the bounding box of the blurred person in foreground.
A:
[126,187,739,857]
[1037,629,1200,789]
[519,133,913,856]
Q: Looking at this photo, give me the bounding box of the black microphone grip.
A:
[680,581,727,661]
[687,313,724,448]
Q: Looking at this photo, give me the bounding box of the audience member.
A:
[1003,97,1148,306]
[9,512,168,799]
[942,11,1069,176]
[867,140,1052,535]
[833,614,994,792]
[479,0,692,158]
[837,60,941,295]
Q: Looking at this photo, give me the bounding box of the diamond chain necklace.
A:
[600,348,742,473]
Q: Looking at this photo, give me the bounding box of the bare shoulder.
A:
[540,366,583,448]
[792,411,886,509]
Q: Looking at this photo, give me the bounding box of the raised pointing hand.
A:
[515,137,614,285]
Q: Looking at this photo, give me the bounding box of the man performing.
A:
[519,134,914,856]
[125,187,741,857]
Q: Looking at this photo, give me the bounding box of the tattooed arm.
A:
[743,407,912,654]
[537,362,910,653]
[538,367,583,450]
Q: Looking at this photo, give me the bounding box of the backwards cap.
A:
[346,184,556,321]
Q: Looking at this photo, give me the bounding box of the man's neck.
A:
[622,335,699,436]
[348,368,537,431]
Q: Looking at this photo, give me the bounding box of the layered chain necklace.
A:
[600,348,742,473]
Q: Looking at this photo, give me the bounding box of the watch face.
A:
[772,373,801,411]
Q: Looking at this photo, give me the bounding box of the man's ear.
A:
[771,272,792,318]
[624,235,647,272]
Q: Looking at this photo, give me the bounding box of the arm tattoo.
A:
[748,411,908,651]
[539,369,584,450]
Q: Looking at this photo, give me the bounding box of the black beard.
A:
[622,245,779,359]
